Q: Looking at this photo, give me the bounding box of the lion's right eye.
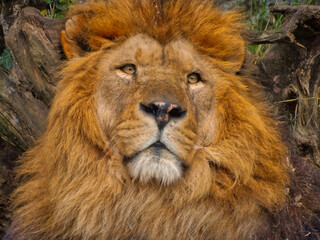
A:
[119,64,136,75]
[187,72,201,84]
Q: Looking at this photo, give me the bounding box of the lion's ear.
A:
[218,34,246,73]
[61,15,115,59]
[193,9,246,74]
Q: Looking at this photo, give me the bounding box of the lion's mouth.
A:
[123,141,171,162]
[150,140,166,149]
[125,140,185,184]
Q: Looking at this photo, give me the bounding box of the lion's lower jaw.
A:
[127,148,183,185]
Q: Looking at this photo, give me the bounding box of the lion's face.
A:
[96,34,217,184]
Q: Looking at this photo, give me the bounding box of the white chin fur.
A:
[127,148,182,185]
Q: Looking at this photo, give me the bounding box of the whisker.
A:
[193,145,239,188]
[193,145,222,165]
[103,135,117,157]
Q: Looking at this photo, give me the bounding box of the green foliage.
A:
[292,0,313,5]
[246,0,283,61]
[246,0,313,61]
[0,48,12,71]
[274,14,283,30]
[41,0,76,19]
[248,0,269,32]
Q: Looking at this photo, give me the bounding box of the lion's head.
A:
[10,0,289,239]
[96,33,223,185]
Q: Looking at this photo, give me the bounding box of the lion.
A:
[8,0,289,239]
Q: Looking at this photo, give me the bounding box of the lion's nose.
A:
[140,101,186,129]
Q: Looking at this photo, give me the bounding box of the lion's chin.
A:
[127,147,183,185]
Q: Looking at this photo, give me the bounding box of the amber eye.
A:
[120,64,136,75]
[187,72,201,84]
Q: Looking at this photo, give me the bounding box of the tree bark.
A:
[247,5,320,239]
[1,8,64,151]
[0,6,64,236]
[0,4,319,239]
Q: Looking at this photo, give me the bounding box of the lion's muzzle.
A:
[122,99,189,185]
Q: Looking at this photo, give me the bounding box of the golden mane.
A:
[10,1,289,239]
[61,0,245,72]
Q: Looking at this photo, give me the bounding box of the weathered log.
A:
[254,5,320,167]
[0,8,64,235]
[0,8,64,151]
[0,138,17,236]
[251,5,320,239]
[0,4,319,239]
[247,5,320,46]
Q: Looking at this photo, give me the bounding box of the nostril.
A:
[151,103,160,115]
[140,103,153,114]
[168,106,186,119]
[140,103,164,116]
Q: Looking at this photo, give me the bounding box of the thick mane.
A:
[10,0,289,239]
[62,0,245,72]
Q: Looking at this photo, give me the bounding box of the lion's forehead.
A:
[109,34,201,72]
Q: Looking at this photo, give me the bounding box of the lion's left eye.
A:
[120,64,136,75]
[187,72,201,84]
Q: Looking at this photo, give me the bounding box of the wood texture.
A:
[1,8,64,151]
[249,6,320,239]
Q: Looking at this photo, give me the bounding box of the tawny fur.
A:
[10,1,289,239]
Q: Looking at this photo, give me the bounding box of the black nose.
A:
[140,101,186,129]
